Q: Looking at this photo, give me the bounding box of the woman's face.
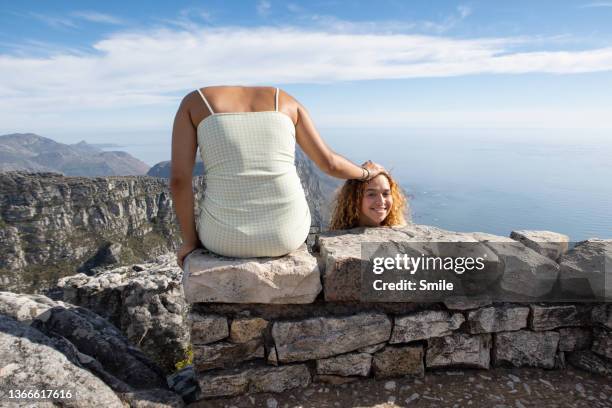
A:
[358,175,393,227]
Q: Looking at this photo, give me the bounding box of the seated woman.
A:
[329,170,408,230]
[170,86,386,267]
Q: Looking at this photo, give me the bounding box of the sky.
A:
[1,0,612,152]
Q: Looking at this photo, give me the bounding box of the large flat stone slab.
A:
[558,239,612,300]
[182,244,321,304]
[494,330,559,369]
[509,230,570,261]
[272,312,391,362]
[197,363,311,398]
[426,333,491,369]
[530,304,591,331]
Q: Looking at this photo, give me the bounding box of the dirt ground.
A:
[190,367,612,408]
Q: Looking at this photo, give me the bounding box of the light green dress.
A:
[195,87,311,257]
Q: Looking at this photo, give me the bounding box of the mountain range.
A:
[0,133,150,176]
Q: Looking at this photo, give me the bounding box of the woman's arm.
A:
[291,94,383,180]
[169,94,200,267]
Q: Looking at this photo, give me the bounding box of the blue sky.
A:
[1,0,612,154]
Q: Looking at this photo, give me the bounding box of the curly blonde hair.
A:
[329,173,407,230]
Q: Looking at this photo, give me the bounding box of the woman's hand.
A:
[177,241,201,270]
[361,160,387,181]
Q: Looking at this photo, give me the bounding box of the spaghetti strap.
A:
[196,88,215,115]
[275,87,279,112]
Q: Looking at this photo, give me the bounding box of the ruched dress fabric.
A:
[196,107,311,258]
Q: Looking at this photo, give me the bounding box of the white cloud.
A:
[28,12,78,29]
[2,24,612,131]
[71,11,124,25]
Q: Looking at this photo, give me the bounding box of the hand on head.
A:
[361,160,387,181]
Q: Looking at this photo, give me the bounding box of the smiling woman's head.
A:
[329,173,407,230]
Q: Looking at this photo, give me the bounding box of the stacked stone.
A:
[183,226,612,400]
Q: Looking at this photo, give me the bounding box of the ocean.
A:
[102,127,612,241]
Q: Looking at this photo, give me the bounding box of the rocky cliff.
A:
[0,172,184,293]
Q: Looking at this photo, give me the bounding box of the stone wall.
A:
[184,225,611,401]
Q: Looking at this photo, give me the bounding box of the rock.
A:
[390,310,464,343]
[530,304,591,331]
[197,370,250,398]
[267,347,279,366]
[384,380,396,391]
[230,317,268,343]
[481,240,560,298]
[509,230,569,261]
[558,328,592,351]
[190,314,228,344]
[372,345,424,378]
[317,227,413,301]
[567,350,612,376]
[593,304,612,329]
[182,245,321,304]
[266,397,278,408]
[0,172,182,293]
[58,256,190,374]
[443,296,492,311]
[166,366,198,404]
[0,291,168,391]
[592,328,612,360]
[426,333,491,369]
[319,226,501,302]
[467,306,529,334]
[357,342,386,354]
[197,363,311,398]
[248,364,311,394]
[121,388,185,407]
[558,239,612,299]
[0,314,124,407]
[494,330,559,369]
[193,340,264,371]
[316,352,372,377]
[272,313,391,362]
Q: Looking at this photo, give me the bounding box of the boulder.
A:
[466,306,529,334]
[494,330,559,369]
[530,304,591,331]
[558,239,612,300]
[390,310,464,343]
[189,314,228,345]
[509,230,569,261]
[558,327,592,352]
[426,333,491,369]
[0,314,124,407]
[272,313,391,362]
[58,254,190,374]
[0,291,167,391]
[316,352,372,377]
[182,245,321,304]
[372,345,424,378]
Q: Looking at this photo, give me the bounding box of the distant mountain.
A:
[0,133,150,176]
